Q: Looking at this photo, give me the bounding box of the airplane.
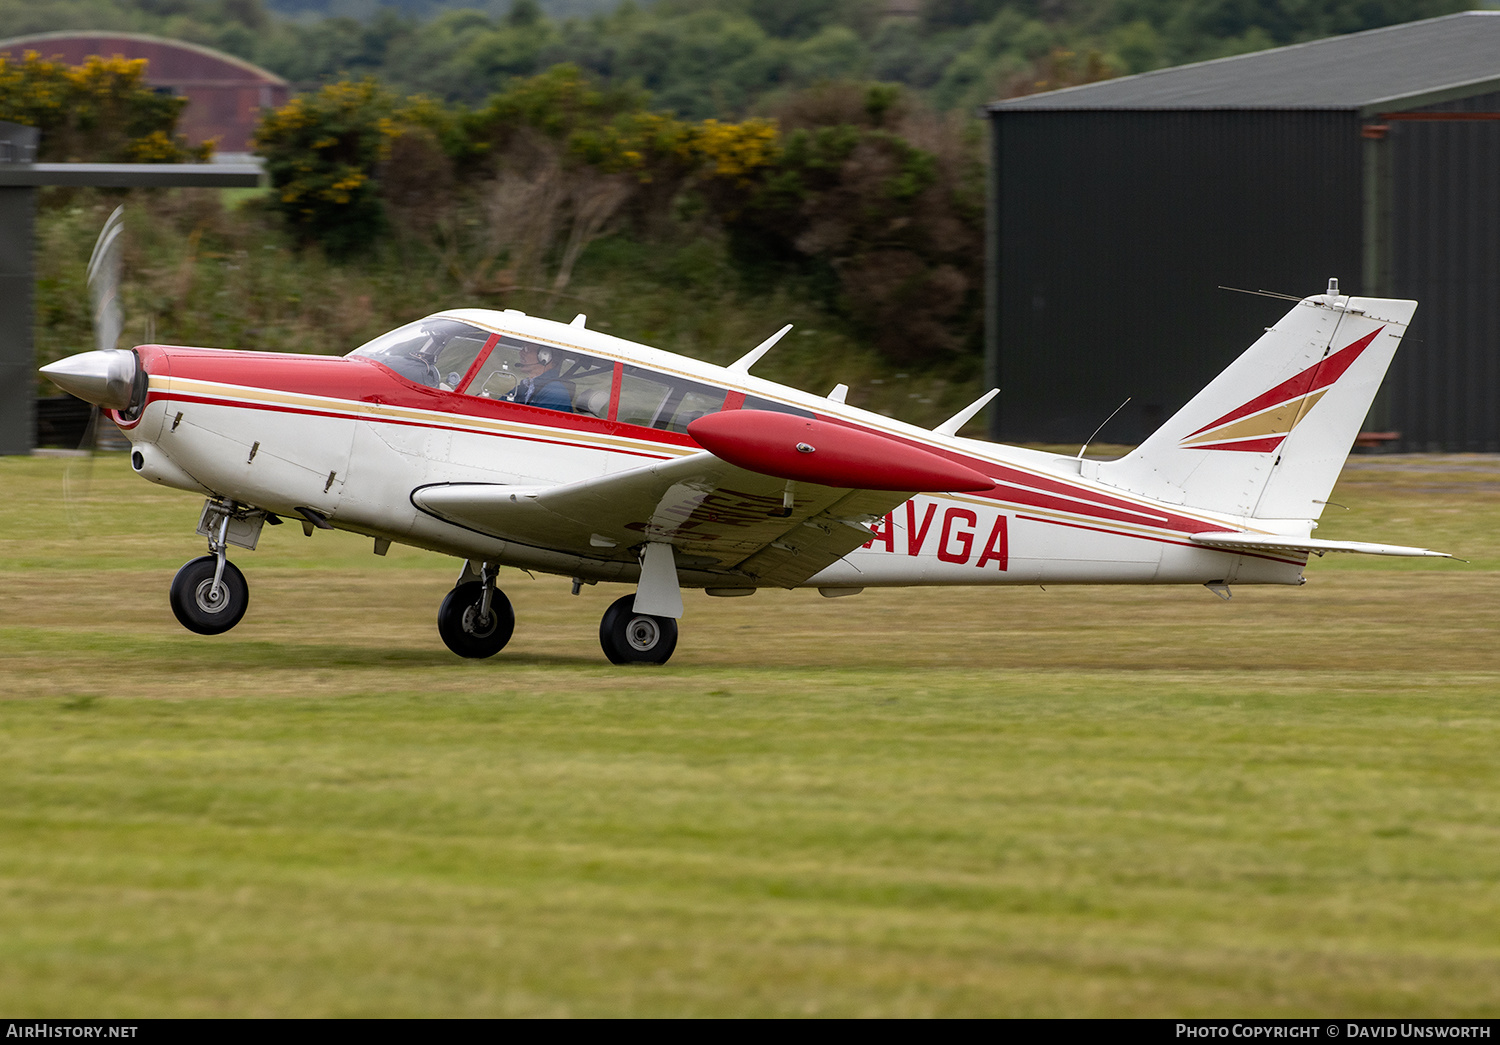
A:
[39,214,1451,664]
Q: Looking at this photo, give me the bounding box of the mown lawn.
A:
[1,454,1497,1016]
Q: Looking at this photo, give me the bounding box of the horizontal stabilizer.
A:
[1190,532,1453,558]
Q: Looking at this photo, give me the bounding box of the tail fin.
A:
[1099,288,1417,520]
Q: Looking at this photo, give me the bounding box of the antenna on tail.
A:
[1078,397,1130,460]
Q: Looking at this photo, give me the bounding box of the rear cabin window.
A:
[349,319,493,390]
[462,336,614,417]
[617,366,728,433]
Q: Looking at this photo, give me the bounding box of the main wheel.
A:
[599,594,678,665]
[169,555,250,635]
[438,581,514,658]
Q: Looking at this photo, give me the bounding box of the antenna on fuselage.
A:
[933,388,999,438]
[1078,396,1131,460]
[728,324,792,373]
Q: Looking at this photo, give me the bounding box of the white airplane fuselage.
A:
[116,306,1306,595]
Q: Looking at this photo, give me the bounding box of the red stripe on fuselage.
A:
[147,389,675,463]
[815,413,1225,536]
[143,344,1233,540]
[148,346,702,448]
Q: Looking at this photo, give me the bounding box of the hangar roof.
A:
[988,11,1500,115]
[0,31,287,84]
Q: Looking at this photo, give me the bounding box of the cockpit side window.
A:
[349,319,493,390]
[617,366,728,432]
[463,336,615,417]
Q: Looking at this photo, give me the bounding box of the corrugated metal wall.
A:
[1387,92,1500,451]
[989,110,1363,445]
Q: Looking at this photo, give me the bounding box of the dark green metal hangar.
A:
[985,11,1500,451]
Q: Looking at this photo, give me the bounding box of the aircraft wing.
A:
[412,410,996,587]
[1190,532,1454,558]
[414,452,907,586]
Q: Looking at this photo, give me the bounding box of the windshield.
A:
[349,318,494,390]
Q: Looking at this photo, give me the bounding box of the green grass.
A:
[2,454,1498,1016]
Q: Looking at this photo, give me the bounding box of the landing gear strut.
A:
[438,563,514,658]
[170,501,253,634]
[599,594,678,665]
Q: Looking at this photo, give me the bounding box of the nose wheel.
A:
[599,595,678,665]
[438,580,515,658]
[169,555,250,634]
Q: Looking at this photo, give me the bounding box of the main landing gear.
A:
[436,565,679,665]
[437,564,515,658]
[599,595,678,665]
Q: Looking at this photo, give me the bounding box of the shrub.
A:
[253,79,397,257]
[0,51,211,163]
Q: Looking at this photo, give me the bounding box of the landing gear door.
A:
[196,502,266,550]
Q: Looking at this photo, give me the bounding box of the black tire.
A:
[438,581,514,658]
[169,555,249,635]
[599,594,678,665]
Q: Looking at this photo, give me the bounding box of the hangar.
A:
[985,11,1500,451]
[0,31,288,155]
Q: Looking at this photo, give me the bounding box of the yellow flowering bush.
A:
[0,52,210,163]
[253,80,397,255]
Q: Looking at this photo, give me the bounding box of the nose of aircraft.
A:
[39,349,138,410]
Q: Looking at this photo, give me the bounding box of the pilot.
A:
[505,344,574,411]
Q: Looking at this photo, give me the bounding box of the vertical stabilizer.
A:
[1099,290,1417,520]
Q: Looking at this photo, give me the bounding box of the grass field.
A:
[2,453,1498,1016]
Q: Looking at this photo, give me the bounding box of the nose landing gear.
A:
[169,555,250,634]
[168,499,263,635]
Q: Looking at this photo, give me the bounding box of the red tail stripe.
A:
[1186,326,1383,438]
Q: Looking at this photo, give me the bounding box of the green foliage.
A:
[1,0,1477,119]
[698,82,983,363]
[252,79,395,255]
[247,67,979,364]
[9,0,1474,367]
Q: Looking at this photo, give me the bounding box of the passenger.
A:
[505,344,574,411]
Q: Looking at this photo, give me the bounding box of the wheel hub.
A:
[461,604,496,638]
[625,616,660,651]
[193,578,230,614]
